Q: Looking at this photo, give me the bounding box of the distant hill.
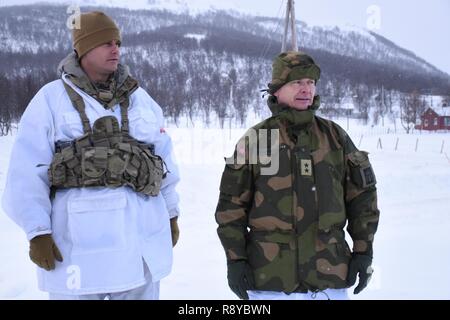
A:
[0,4,449,127]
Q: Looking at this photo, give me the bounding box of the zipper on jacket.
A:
[288,146,300,290]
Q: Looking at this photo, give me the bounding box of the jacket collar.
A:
[267,95,321,128]
[57,52,138,109]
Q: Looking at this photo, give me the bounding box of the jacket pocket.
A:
[347,150,377,188]
[62,111,84,137]
[67,192,127,255]
[128,108,159,142]
[247,232,297,292]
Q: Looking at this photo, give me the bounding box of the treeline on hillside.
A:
[1,8,449,135]
[1,45,444,136]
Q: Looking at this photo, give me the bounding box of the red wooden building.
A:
[416,107,450,131]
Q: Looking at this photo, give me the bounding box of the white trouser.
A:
[48,261,160,300]
[248,289,349,300]
[49,281,160,300]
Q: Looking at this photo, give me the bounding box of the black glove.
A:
[227,260,255,300]
[347,253,373,294]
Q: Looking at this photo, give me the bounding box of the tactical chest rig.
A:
[48,82,165,196]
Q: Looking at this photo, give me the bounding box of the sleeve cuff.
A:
[168,207,179,219]
[352,240,373,257]
[27,228,52,241]
[226,247,247,261]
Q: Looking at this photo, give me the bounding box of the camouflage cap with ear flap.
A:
[268,51,321,94]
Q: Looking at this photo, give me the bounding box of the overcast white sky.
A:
[1,0,449,74]
[291,0,450,75]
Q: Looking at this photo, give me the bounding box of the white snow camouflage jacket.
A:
[2,75,180,295]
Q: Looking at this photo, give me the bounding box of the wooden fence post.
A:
[377,138,382,150]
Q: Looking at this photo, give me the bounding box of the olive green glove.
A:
[346,253,373,294]
[227,260,255,300]
[29,234,63,271]
[170,217,179,247]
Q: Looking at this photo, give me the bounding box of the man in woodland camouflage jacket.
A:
[215,51,379,300]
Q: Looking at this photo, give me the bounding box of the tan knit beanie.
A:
[72,11,121,59]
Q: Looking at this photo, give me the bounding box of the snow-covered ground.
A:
[1,117,449,300]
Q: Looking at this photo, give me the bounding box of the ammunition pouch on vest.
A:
[48,82,165,196]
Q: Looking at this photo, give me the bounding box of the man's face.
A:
[81,39,120,80]
[274,78,316,110]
